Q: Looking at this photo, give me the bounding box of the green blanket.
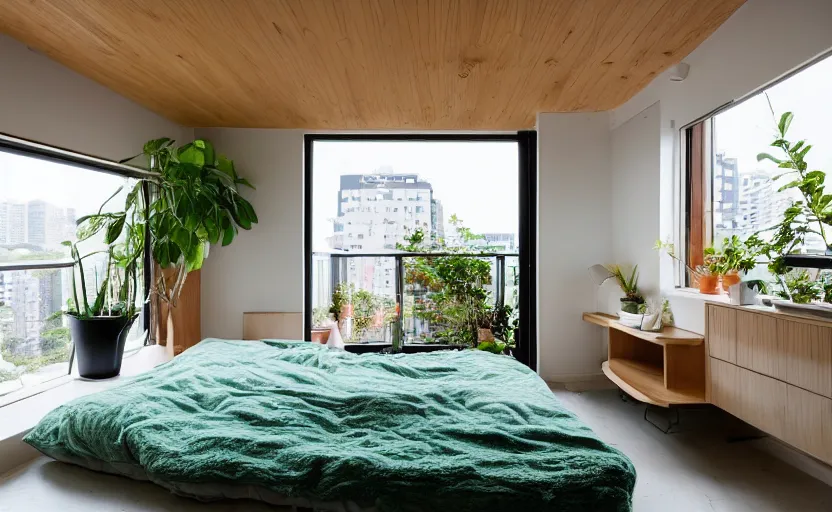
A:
[25,339,635,511]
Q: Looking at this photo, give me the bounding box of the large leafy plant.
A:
[124,138,258,304]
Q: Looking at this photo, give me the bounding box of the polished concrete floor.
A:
[2,387,831,511]
[551,386,832,511]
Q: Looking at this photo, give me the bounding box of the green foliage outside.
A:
[0,306,72,384]
[398,216,516,348]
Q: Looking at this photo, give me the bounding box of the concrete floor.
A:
[551,386,832,511]
[1,387,831,511]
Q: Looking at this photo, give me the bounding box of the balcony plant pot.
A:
[619,298,643,314]
[68,314,136,379]
[310,327,331,344]
[477,328,495,343]
[697,274,720,295]
[721,271,741,291]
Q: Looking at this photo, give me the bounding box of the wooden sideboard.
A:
[706,303,832,466]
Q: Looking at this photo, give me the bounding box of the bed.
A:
[25,339,636,511]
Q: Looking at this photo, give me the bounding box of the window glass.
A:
[310,140,519,345]
[0,151,145,397]
[711,55,832,253]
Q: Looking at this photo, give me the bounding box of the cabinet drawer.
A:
[784,386,832,466]
[778,320,832,398]
[708,306,736,363]
[736,311,783,380]
[710,358,786,438]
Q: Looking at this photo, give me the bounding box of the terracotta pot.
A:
[340,304,354,318]
[721,271,741,291]
[478,328,495,342]
[310,328,331,344]
[697,274,720,295]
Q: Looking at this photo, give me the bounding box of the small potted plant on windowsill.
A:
[64,186,144,379]
[604,264,644,313]
[718,235,757,291]
[654,240,721,294]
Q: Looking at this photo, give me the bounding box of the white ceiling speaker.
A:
[669,62,690,82]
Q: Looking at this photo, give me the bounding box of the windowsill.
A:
[0,344,170,444]
[668,287,731,304]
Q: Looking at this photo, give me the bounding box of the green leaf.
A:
[125,181,143,210]
[796,144,812,161]
[204,217,220,244]
[757,152,782,164]
[197,139,215,166]
[778,112,794,136]
[171,227,192,254]
[105,214,126,244]
[143,138,172,155]
[216,155,235,177]
[222,223,237,246]
[236,177,255,189]
[178,144,205,168]
[777,180,802,193]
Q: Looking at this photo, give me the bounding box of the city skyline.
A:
[311,140,519,253]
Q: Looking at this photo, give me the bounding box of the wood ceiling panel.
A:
[0,0,745,129]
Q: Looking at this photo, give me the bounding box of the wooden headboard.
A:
[242,312,304,340]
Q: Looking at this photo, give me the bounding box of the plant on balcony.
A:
[399,218,493,347]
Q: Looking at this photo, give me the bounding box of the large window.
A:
[0,148,146,399]
[306,136,528,354]
[684,54,832,283]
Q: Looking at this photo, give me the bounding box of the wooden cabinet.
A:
[778,320,832,398]
[710,357,787,438]
[707,303,832,465]
[785,385,832,464]
[707,305,736,363]
[736,310,782,379]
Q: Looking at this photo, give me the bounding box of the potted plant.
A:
[654,240,721,294]
[746,107,832,300]
[604,265,644,313]
[64,187,145,379]
[718,235,757,291]
[121,138,258,350]
[476,306,495,343]
[310,306,331,344]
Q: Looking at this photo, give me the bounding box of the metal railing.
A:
[311,251,519,349]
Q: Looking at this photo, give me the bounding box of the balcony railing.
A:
[311,251,519,350]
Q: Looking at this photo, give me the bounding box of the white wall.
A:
[537,113,611,381]
[193,128,304,339]
[607,0,832,334]
[0,34,191,160]
[611,102,662,303]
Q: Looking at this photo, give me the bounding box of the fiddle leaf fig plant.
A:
[122,138,258,305]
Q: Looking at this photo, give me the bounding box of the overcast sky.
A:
[0,151,127,213]
[311,140,519,252]
[715,54,832,176]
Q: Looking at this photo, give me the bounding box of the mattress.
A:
[25,339,636,511]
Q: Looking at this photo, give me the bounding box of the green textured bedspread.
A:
[25,339,635,511]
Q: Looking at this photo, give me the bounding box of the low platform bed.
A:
[24,339,635,511]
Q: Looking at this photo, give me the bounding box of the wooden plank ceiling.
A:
[0,0,744,129]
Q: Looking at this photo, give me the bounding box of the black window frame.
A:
[303,132,538,371]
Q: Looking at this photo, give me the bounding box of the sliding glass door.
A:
[304,134,536,369]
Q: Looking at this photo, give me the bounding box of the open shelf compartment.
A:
[586,312,706,407]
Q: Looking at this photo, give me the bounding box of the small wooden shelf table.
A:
[583,312,706,407]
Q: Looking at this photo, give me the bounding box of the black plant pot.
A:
[68,315,136,379]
